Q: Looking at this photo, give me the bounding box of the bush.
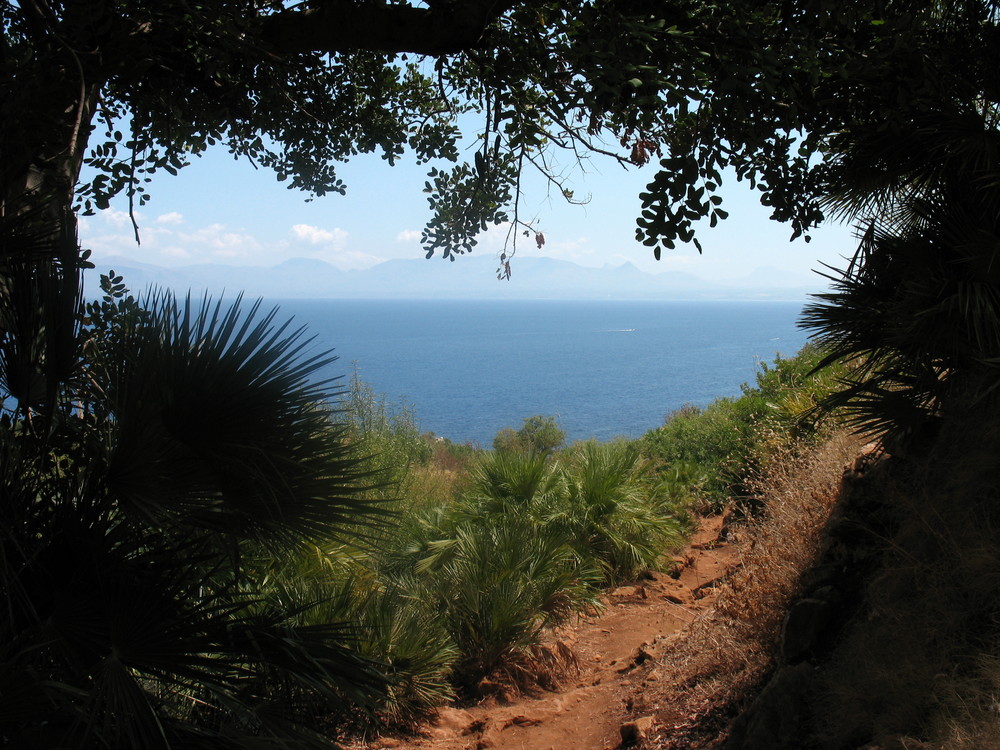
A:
[345,365,432,487]
[373,445,686,693]
[550,441,686,583]
[639,343,848,510]
[420,516,600,690]
[640,397,759,505]
[493,414,566,455]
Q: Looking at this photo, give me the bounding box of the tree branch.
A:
[261,0,517,57]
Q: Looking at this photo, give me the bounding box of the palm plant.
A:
[377,451,602,692]
[466,448,559,514]
[802,109,1000,449]
[550,441,683,583]
[256,550,457,727]
[419,515,600,690]
[1,200,392,748]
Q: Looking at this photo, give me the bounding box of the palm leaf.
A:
[97,291,391,548]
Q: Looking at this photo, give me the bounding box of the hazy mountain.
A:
[86,254,827,301]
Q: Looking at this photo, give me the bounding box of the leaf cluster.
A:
[11,0,992,265]
[370,443,682,695]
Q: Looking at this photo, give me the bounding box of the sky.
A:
[78,139,860,287]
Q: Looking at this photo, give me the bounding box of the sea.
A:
[271,299,813,446]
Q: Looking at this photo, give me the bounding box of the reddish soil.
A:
[362,516,739,750]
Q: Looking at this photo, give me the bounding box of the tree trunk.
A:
[1,10,103,417]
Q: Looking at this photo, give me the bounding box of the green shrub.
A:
[338,574,458,724]
[391,446,682,691]
[345,365,432,488]
[424,433,479,473]
[418,515,600,690]
[639,396,758,504]
[466,449,560,514]
[639,343,848,510]
[549,441,686,583]
[255,549,457,725]
[493,414,566,455]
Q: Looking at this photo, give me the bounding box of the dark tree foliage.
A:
[799,6,1000,451]
[5,0,964,263]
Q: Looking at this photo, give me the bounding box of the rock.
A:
[476,719,502,749]
[630,635,669,667]
[781,596,833,663]
[426,707,477,738]
[507,714,541,728]
[620,715,655,746]
[612,585,647,598]
[719,506,741,541]
[726,663,815,750]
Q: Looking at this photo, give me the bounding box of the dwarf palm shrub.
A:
[419,515,600,689]
[392,447,680,691]
[551,441,685,583]
[0,210,391,749]
[465,447,559,514]
[375,452,595,691]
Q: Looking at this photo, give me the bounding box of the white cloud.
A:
[291,224,348,248]
[178,224,260,253]
[101,208,138,228]
[81,212,380,271]
[287,223,368,267]
[395,229,421,242]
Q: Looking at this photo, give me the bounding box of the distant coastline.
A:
[85,253,829,302]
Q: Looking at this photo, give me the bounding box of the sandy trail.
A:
[362,516,738,750]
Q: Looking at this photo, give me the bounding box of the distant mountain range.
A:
[85,254,829,301]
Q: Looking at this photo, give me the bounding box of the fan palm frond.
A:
[803,111,1000,448]
[466,449,558,514]
[96,291,391,548]
[1,257,396,745]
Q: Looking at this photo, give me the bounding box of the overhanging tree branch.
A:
[261,0,518,56]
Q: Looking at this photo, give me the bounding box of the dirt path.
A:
[364,516,739,750]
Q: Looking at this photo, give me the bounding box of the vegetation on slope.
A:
[316,341,849,726]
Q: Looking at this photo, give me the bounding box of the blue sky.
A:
[79,143,859,286]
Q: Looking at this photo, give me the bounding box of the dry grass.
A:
[635,429,863,748]
[401,463,472,509]
[810,409,1000,750]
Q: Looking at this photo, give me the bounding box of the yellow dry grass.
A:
[638,429,864,748]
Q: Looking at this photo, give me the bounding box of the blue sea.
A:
[272,299,812,446]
